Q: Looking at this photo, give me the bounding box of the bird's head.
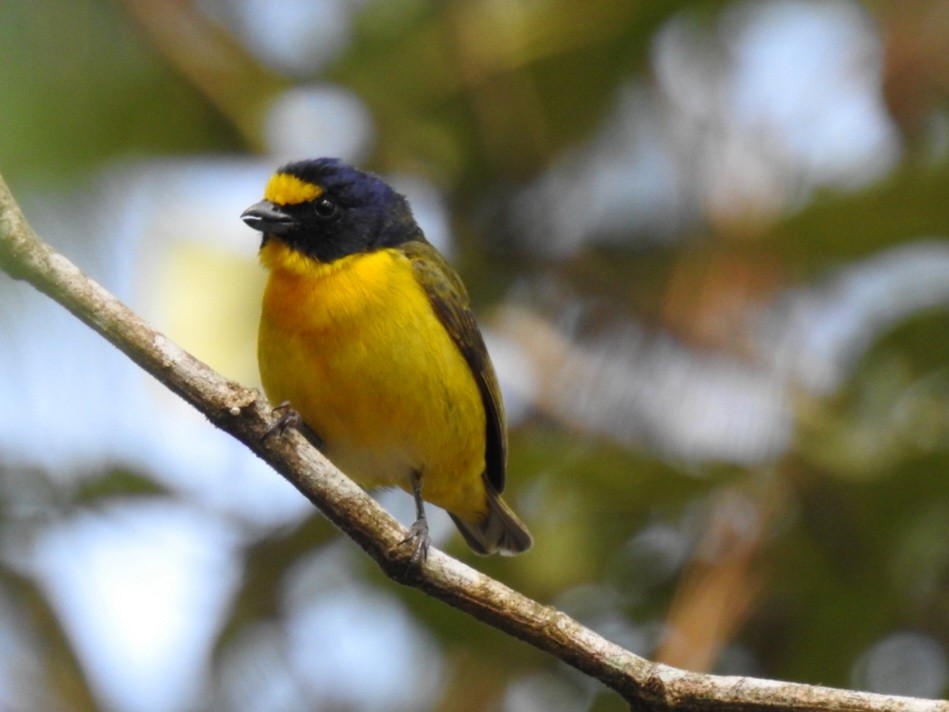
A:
[242,158,423,263]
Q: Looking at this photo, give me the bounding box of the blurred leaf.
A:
[772,161,949,268]
[0,568,98,712]
[73,467,171,504]
[214,514,337,654]
[335,0,716,185]
[0,0,243,183]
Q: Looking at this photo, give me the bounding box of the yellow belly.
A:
[257,242,488,520]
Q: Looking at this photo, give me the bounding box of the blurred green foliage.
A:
[1,0,947,710]
[0,1,242,184]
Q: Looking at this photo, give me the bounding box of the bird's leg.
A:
[401,471,430,564]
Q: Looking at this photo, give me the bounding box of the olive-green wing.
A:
[402,240,507,494]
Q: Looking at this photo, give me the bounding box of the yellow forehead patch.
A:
[263,173,324,206]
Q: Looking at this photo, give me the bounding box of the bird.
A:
[241,158,532,560]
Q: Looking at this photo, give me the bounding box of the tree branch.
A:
[0,171,944,711]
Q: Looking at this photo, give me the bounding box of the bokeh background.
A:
[1,0,948,710]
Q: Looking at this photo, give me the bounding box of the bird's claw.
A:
[400,518,431,565]
[260,401,301,444]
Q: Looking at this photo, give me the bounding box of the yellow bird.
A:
[242,158,532,559]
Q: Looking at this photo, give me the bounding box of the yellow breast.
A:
[257,240,489,520]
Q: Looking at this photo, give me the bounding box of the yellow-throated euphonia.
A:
[242,158,532,558]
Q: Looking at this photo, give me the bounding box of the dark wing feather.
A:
[402,241,507,493]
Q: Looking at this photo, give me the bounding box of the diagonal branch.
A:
[0,171,944,711]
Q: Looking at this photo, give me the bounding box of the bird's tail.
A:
[449,489,533,556]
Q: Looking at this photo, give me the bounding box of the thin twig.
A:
[0,171,944,711]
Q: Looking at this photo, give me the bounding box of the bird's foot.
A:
[400,517,431,565]
[260,401,301,444]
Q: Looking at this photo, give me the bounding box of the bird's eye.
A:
[313,197,338,220]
